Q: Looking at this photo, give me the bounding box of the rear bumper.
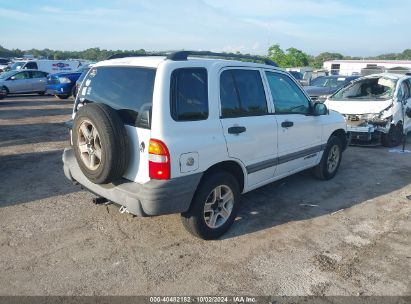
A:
[62,148,202,216]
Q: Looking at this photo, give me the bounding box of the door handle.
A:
[228,126,246,134]
[281,121,294,128]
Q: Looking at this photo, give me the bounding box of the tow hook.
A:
[119,205,129,214]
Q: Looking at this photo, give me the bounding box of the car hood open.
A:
[325,98,393,115]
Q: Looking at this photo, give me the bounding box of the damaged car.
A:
[325,73,411,147]
[304,75,358,102]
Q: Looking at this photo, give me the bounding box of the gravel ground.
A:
[0,95,410,296]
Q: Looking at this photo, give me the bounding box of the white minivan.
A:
[11,60,82,74]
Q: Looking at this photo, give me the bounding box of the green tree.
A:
[311,52,344,68]
[267,44,287,67]
[267,44,310,68]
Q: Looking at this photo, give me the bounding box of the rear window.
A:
[76,66,156,126]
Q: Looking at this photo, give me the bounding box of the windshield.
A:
[311,76,348,88]
[0,70,17,79]
[331,77,397,101]
[10,61,26,70]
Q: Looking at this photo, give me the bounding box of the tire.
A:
[72,103,130,184]
[381,123,403,148]
[181,172,241,240]
[313,136,343,180]
[0,86,9,100]
[38,91,45,96]
[56,95,69,99]
[0,87,6,100]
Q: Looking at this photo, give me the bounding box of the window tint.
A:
[32,71,47,78]
[76,67,156,128]
[265,71,310,114]
[220,69,267,118]
[12,71,31,80]
[170,68,208,121]
[25,62,38,69]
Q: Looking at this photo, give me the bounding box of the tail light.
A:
[148,139,170,180]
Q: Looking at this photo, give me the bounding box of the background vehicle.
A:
[289,70,304,84]
[325,73,411,147]
[72,65,92,98]
[304,75,359,102]
[0,58,10,73]
[0,69,48,97]
[45,65,90,99]
[63,51,347,239]
[10,59,82,74]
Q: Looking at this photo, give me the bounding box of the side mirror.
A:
[9,76,16,81]
[313,102,328,116]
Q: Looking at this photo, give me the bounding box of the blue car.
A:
[45,65,89,99]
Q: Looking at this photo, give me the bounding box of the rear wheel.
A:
[181,172,240,240]
[313,136,343,180]
[381,123,403,147]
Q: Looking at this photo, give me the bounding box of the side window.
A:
[170,68,208,121]
[32,71,47,78]
[399,81,410,100]
[265,71,311,114]
[220,69,268,118]
[12,71,31,80]
[25,62,38,69]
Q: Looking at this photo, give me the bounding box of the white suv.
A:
[63,51,347,239]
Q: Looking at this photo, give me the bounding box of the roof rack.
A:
[166,51,278,67]
[106,52,167,60]
[106,51,279,67]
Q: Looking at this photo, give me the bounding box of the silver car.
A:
[0,69,48,97]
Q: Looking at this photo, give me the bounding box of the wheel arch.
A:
[331,128,348,151]
[202,160,245,193]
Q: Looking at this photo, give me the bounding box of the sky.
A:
[0,0,410,56]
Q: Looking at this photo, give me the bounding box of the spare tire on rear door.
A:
[72,103,130,184]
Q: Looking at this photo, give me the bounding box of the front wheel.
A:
[381,123,403,147]
[181,172,240,240]
[313,136,343,180]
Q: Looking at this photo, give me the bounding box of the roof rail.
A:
[106,52,167,60]
[166,51,278,67]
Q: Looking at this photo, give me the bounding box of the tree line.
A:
[1,44,411,68]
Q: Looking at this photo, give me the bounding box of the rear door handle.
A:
[228,126,246,134]
[281,121,294,128]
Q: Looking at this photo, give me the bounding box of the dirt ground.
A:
[0,95,410,296]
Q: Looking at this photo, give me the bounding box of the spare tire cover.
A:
[72,103,130,184]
